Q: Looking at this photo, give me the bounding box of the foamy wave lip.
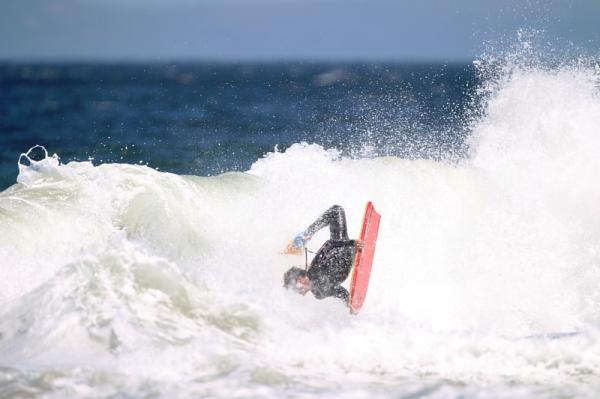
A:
[17,145,63,186]
[247,142,341,178]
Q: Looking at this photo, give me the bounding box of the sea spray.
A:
[2,60,600,398]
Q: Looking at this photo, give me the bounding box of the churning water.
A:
[1,51,600,398]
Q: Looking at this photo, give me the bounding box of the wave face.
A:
[2,62,600,398]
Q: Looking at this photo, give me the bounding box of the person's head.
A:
[283,267,311,295]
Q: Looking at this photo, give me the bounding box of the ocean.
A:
[1,56,600,398]
[0,62,474,189]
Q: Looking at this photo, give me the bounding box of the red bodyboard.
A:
[349,202,381,315]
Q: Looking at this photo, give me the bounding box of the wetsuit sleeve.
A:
[303,205,349,241]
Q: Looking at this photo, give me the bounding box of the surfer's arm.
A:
[286,205,349,252]
[303,205,348,241]
[304,205,344,237]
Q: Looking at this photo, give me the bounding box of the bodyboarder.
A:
[283,205,362,304]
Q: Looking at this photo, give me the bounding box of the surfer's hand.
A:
[355,240,365,250]
[292,232,308,248]
[283,242,303,255]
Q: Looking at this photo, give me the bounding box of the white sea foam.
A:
[1,61,600,397]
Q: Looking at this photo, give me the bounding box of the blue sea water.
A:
[0,62,476,189]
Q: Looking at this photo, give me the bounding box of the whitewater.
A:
[2,62,600,398]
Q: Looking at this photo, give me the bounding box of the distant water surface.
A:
[0,62,476,189]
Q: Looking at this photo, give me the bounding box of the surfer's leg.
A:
[305,205,349,240]
[332,285,350,305]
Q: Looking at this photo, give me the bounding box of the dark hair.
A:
[283,267,308,289]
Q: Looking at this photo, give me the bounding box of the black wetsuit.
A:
[304,205,356,303]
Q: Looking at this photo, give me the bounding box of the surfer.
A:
[283,205,362,304]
